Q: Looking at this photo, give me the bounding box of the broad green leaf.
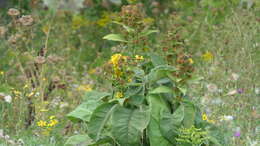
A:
[150,86,173,94]
[147,95,170,121]
[183,101,196,128]
[103,34,127,42]
[67,91,110,122]
[150,53,166,67]
[148,117,172,146]
[172,104,185,126]
[88,102,117,141]
[111,106,150,146]
[83,91,110,101]
[146,65,177,82]
[159,111,179,144]
[65,135,93,146]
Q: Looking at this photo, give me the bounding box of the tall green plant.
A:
[66,4,225,146]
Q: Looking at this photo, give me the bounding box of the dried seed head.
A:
[34,56,46,64]
[8,34,22,44]
[19,15,34,26]
[7,8,20,16]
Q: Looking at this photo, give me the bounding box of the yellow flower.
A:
[27,92,34,97]
[23,84,29,89]
[202,51,213,61]
[49,116,56,120]
[135,55,144,60]
[110,54,123,66]
[115,92,123,99]
[47,119,58,127]
[77,84,92,92]
[202,113,208,121]
[0,71,4,75]
[188,58,194,64]
[37,120,47,127]
[128,78,132,83]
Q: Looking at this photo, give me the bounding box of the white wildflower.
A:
[4,95,12,103]
[220,115,234,121]
[230,73,239,81]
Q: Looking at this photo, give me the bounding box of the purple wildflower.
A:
[234,131,241,137]
[237,88,244,94]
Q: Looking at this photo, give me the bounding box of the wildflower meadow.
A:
[0,0,259,146]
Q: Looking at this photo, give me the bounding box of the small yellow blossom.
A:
[23,84,29,89]
[188,58,194,64]
[0,71,4,75]
[49,116,56,120]
[77,84,92,92]
[47,119,58,127]
[202,51,213,61]
[135,55,144,60]
[202,113,208,121]
[115,92,123,98]
[37,120,47,127]
[27,92,34,97]
[128,78,132,83]
[42,78,46,81]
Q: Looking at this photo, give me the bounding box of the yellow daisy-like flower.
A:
[0,71,4,75]
[202,51,213,61]
[202,113,208,121]
[115,92,123,99]
[135,55,144,60]
[47,119,58,127]
[37,120,47,127]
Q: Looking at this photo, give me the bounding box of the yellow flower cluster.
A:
[37,116,58,128]
[110,54,127,78]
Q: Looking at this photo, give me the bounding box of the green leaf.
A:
[65,135,93,146]
[146,65,177,83]
[148,117,172,146]
[67,91,110,122]
[88,102,117,141]
[183,101,196,128]
[112,21,135,32]
[150,53,166,67]
[177,85,187,95]
[173,105,185,126]
[140,30,159,37]
[159,111,179,144]
[111,106,150,146]
[150,86,173,94]
[103,34,127,42]
[147,95,170,121]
